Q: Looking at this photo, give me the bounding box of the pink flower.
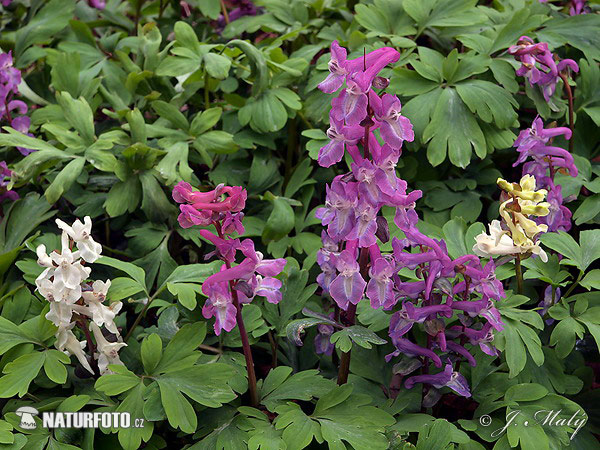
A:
[202,279,237,335]
[370,93,414,148]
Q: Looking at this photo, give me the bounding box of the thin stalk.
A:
[219,0,230,24]
[123,286,167,342]
[204,70,210,109]
[563,270,584,298]
[559,72,575,153]
[216,224,259,407]
[133,0,146,35]
[231,285,259,407]
[336,303,356,385]
[515,254,524,295]
[267,330,278,368]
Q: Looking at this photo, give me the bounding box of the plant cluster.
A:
[0,0,598,449]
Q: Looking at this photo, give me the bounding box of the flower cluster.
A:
[35,217,125,375]
[0,52,33,156]
[172,181,286,335]
[513,117,577,232]
[475,175,550,262]
[508,36,578,103]
[315,42,506,400]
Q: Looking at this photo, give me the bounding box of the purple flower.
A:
[347,199,378,247]
[88,0,106,9]
[451,298,504,331]
[314,313,335,356]
[329,248,366,310]
[537,183,572,232]
[0,161,18,202]
[369,92,414,148]
[538,285,560,325]
[316,178,358,241]
[352,157,395,205]
[570,0,587,15]
[389,302,453,338]
[386,337,442,368]
[514,117,571,161]
[202,279,237,335]
[508,36,578,102]
[366,256,395,309]
[318,114,363,167]
[460,323,500,357]
[318,42,400,94]
[404,363,471,398]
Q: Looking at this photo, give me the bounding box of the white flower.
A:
[57,328,94,375]
[76,281,121,334]
[39,278,82,304]
[50,247,90,290]
[45,300,75,329]
[56,216,102,263]
[473,220,548,262]
[36,245,54,268]
[91,323,126,375]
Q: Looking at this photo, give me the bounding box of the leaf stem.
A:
[231,285,259,407]
[560,72,575,154]
[515,254,524,295]
[123,286,166,342]
[220,0,230,24]
[563,270,584,299]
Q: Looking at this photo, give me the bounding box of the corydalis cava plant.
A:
[312,42,505,400]
[172,181,286,407]
[35,217,125,376]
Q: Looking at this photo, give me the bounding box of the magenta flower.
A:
[509,36,578,102]
[347,199,378,247]
[570,0,587,15]
[315,178,358,241]
[404,363,471,398]
[537,183,572,232]
[202,279,237,335]
[240,239,287,277]
[352,157,396,205]
[329,248,366,310]
[88,0,106,8]
[318,42,400,94]
[369,93,414,148]
[318,114,363,167]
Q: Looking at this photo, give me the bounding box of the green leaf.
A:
[262,197,295,243]
[0,316,34,355]
[127,108,147,144]
[152,101,189,131]
[259,369,333,412]
[330,325,387,353]
[228,40,270,96]
[239,90,288,133]
[197,0,220,19]
[107,277,145,302]
[0,352,45,398]
[455,80,518,128]
[43,349,69,384]
[505,383,548,402]
[95,256,147,294]
[14,0,76,59]
[204,53,231,79]
[190,107,222,136]
[154,322,207,374]
[581,270,600,290]
[45,157,86,204]
[167,282,202,310]
[141,334,163,375]
[95,366,141,396]
[116,383,154,450]
[56,92,95,145]
[195,130,238,154]
[423,88,486,168]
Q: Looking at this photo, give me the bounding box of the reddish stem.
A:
[216,223,259,407]
[559,72,575,154]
